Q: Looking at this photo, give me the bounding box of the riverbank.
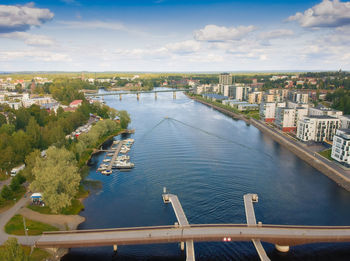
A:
[188,94,350,192]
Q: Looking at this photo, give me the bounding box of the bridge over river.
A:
[35,192,350,261]
[85,88,193,100]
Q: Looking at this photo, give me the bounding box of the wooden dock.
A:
[106,141,123,171]
[243,194,270,261]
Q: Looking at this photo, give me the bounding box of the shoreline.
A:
[188,95,350,192]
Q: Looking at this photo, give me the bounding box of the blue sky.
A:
[0,0,349,71]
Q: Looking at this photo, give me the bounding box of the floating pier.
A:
[243,194,270,261]
[163,188,195,261]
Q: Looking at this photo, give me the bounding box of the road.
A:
[0,193,40,245]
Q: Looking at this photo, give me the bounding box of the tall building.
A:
[219,73,232,85]
[248,92,262,104]
[275,107,296,132]
[296,116,340,142]
[260,102,276,122]
[331,129,350,166]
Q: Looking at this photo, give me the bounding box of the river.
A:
[63,89,350,260]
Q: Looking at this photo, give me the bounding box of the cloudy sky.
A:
[0,0,350,71]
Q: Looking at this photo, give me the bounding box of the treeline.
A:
[0,101,118,174]
[34,78,95,104]
[326,89,350,114]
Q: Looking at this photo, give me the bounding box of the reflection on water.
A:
[63,90,350,260]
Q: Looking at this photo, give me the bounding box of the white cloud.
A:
[58,20,126,31]
[0,50,71,62]
[288,0,350,28]
[193,24,256,42]
[164,40,201,54]
[0,4,54,33]
[1,32,56,46]
[259,29,294,40]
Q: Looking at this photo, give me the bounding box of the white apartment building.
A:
[288,91,309,104]
[309,106,343,118]
[338,115,350,129]
[331,129,350,166]
[260,102,276,122]
[297,116,341,142]
[231,85,250,101]
[275,107,296,132]
[287,101,309,109]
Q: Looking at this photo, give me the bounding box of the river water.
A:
[63,90,350,260]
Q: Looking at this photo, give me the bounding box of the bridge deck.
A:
[85,89,192,97]
[243,194,270,261]
[167,194,195,261]
[36,224,350,249]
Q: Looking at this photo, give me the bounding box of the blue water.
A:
[63,90,350,260]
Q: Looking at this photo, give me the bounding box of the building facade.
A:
[297,116,340,142]
[219,73,232,85]
[331,129,350,166]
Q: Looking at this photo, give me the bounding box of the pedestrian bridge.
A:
[85,88,193,99]
[36,223,350,248]
[34,192,350,261]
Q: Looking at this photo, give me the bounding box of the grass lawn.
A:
[22,246,51,261]
[318,149,333,160]
[5,214,59,235]
[0,186,26,213]
[28,198,84,215]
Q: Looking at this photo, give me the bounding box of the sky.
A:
[0,0,350,72]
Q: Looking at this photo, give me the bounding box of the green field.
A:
[318,149,333,160]
[5,214,59,235]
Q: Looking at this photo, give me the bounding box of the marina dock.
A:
[163,191,195,261]
[106,141,123,171]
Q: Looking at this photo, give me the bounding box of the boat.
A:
[97,166,106,171]
[107,153,114,157]
[113,140,120,144]
[101,169,112,175]
[116,155,130,161]
[103,158,111,162]
[113,162,135,169]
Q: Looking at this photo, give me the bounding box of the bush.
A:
[1,185,13,200]
[9,178,20,192]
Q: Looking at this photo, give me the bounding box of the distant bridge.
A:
[84,88,193,100]
[34,192,350,261]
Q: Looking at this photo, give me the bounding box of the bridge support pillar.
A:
[113,244,118,252]
[155,92,157,100]
[275,244,289,253]
[173,92,176,99]
[180,241,185,251]
[137,93,140,100]
[119,94,122,101]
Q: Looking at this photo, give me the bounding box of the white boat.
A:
[103,159,111,162]
[101,169,112,175]
[107,153,114,157]
[117,155,130,161]
[113,162,134,169]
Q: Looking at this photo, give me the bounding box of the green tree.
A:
[0,238,28,261]
[118,110,131,129]
[0,113,7,127]
[23,149,41,180]
[1,185,13,200]
[30,146,81,213]
[26,117,42,149]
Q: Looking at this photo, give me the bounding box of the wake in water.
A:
[140,116,273,160]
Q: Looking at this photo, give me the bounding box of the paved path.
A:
[0,193,40,245]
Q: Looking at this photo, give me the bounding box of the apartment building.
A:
[309,106,343,118]
[219,73,232,85]
[331,129,350,166]
[275,107,296,132]
[296,116,340,142]
[248,91,262,104]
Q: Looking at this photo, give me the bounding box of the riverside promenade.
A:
[189,95,350,192]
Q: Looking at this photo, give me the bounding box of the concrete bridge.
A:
[85,88,193,100]
[34,192,350,261]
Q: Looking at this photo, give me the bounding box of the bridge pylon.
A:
[173,92,176,99]
[119,94,122,101]
[137,93,140,100]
